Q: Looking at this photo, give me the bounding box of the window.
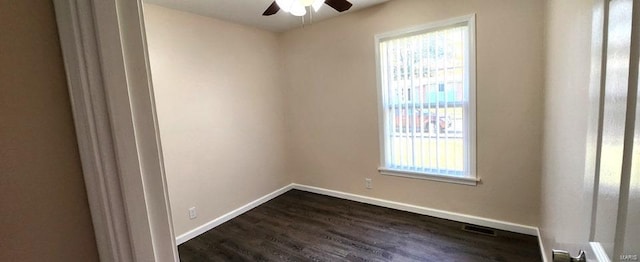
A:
[375,15,477,185]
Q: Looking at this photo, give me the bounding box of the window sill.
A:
[378,167,479,186]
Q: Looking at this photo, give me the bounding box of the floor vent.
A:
[462,224,497,236]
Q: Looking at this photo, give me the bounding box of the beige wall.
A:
[281,0,544,226]
[0,1,99,261]
[540,0,593,260]
[144,4,290,236]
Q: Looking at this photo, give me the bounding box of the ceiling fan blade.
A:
[262,1,280,16]
[324,0,353,12]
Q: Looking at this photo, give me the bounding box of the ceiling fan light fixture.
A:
[299,0,315,6]
[262,0,351,17]
[312,0,324,11]
[290,1,307,16]
[275,0,293,12]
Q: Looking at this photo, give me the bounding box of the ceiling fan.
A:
[262,0,353,16]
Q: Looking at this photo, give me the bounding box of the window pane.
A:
[379,23,470,178]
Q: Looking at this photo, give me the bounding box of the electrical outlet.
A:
[365,178,372,189]
[188,207,197,220]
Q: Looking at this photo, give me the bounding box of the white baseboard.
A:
[175,184,293,245]
[176,183,540,248]
[537,228,548,262]
[291,183,538,236]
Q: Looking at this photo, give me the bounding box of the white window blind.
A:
[375,15,477,185]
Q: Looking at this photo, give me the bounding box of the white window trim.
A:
[374,14,478,186]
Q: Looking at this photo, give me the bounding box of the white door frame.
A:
[583,0,608,260]
[581,0,639,260]
[52,0,177,261]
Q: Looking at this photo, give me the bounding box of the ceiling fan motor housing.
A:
[263,0,352,16]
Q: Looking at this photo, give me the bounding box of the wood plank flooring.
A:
[178,190,541,261]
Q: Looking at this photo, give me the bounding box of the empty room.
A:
[3,0,639,261]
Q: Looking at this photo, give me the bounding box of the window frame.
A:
[375,14,478,186]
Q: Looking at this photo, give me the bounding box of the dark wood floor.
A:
[178,190,541,262]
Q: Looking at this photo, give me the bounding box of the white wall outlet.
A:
[188,207,197,220]
[365,178,372,189]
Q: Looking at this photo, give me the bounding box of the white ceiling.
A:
[144,0,389,32]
